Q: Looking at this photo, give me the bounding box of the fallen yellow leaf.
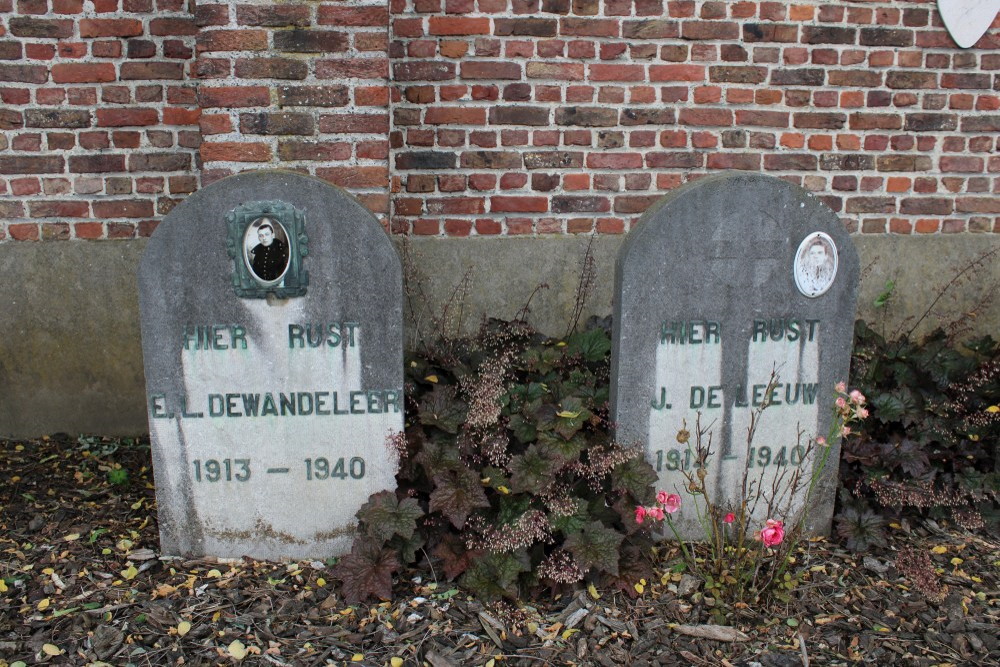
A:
[425,375,438,383]
[41,644,63,656]
[207,569,222,578]
[228,640,247,660]
[177,621,191,637]
[390,658,404,667]
[121,565,138,581]
[351,653,364,661]
[587,583,601,599]
[316,577,326,587]
[931,546,948,554]
[556,410,581,419]
[37,598,50,611]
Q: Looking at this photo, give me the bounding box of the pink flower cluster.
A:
[828,382,868,441]
[753,519,785,547]
[635,490,681,524]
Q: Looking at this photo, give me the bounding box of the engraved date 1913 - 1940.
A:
[191,457,367,483]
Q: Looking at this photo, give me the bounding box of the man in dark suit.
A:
[250,221,288,282]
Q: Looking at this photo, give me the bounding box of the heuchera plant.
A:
[638,382,867,604]
[335,318,660,603]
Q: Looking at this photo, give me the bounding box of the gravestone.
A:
[611,172,859,537]
[139,170,402,560]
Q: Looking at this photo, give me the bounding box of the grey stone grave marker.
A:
[139,170,403,559]
[611,172,859,537]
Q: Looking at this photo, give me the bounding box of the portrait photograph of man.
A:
[793,232,838,298]
[244,217,290,284]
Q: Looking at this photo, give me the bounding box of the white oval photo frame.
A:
[793,232,838,298]
[243,216,291,287]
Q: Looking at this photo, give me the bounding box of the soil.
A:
[2,435,999,666]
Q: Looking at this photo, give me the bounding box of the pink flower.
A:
[755,519,785,547]
[647,506,665,521]
[723,513,735,524]
[656,490,669,505]
[662,493,682,514]
[841,426,851,436]
[634,506,646,524]
[835,381,847,393]
[856,407,869,419]
[816,436,827,447]
[849,390,865,405]
[835,397,847,409]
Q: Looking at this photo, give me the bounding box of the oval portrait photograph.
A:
[243,216,290,285]
[793,232,838,298]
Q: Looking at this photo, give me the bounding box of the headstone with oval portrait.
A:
[610,172,858,538]
[138,171,402,560]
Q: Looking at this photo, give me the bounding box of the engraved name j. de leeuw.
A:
[148,322,402,419]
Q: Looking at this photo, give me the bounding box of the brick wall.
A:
[0,0,200,241]
[1,1,997,241]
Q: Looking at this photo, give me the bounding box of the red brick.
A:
[589,64,645,81]
[460,61,522,79]
[317,166,389,188]
[201,142,272,162]
[679,108,732,126]
[149,17,199,35]
[8,223,40,240]
[9,17,73,38]
[74,222,104,239]
[79,18,143,37]
[197,30,269,52]
[29,200,89,217]
[198,86,271,108]
[560,18,619,37]
[96,109,159,126]
[51,63,116,83]
[236,5,310,27]
[425,107,486,124]
[162,107,200,125]
[120,62,185,80]
[428,16,491,35]
[277,141,351,161]
[92,200,155,217]
[526,62,584,80]
[587,152,642,169]
[650,64,704,81]
[318,6,389,26]
[490,196,548,212]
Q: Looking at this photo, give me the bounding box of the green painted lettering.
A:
[332,391,350,415]
[350,390,365,414]
[752,384,767,406]
[241,393,260,416]
[288,324,305,349]
[705,320,721,343]
[345,322,359,347]
[297,392,314,416]
[384,390,401,414]
[327,324,341,348]
[181,394,203,418]
[690,385,705,409]
[208,394,225,417]
[315,391,331,415]
[280,393,296,416]
[231,325,247,349]
[752,320,767,342]
[707,385,722,409]
[261,393,278,416]
[807,319,820,342]
[226,393,241,417]
[801,382,819,404]
[366,391,381,413]
[787,319,800,342]
[213,326,228,350]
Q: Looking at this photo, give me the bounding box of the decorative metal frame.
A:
[226,200,309,299]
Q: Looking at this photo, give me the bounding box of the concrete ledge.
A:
[1,234,998,437]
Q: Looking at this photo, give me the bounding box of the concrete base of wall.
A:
[2,234,998,437]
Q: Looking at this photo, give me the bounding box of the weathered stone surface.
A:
[611,172,859,538]
[138,170,402,559]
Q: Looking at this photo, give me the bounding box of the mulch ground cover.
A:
[2,435,999,666]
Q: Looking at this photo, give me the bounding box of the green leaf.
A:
[537,432,586,464]
[550,497,587,536]
[460,551,529,600]
[388,532,426,565]
[611,455,658,503]
[418,385,467,434]
[554,397,591,440]
[564,521,624,576]
[566,328,612,363]
[415,436,462,475]
[508,414,537,444]
[873,279,895,308]
[430,466,490,529]
[356,491,424,543]
[508,444,559,495]
[333,535,401,603]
